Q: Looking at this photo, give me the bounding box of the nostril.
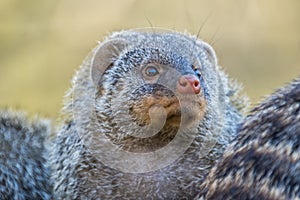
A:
[193,79,200,87]
[178,77,188,87]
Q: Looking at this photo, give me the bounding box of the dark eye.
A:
[194,69,202,78]
[192,65,202,78]
[145,65,159,76]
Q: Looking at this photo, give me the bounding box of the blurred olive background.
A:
[0,0,300,118]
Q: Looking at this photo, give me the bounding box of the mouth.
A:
[107,94,206,153]
[129,94,206,127]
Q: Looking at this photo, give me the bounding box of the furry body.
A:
[198,77,300,200]
[50,30,247,199]
[0,110,52,200]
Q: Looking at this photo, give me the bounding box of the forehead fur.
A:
[106,30,217,66]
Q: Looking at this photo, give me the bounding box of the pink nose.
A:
[177,75,201,94]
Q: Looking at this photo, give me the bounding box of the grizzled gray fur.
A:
[198,77,300,200]
[50,29,247,199]
[0,110,52,200]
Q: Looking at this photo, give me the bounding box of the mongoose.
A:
[50,29,247,199]
[0,109,52,200]
[198,77,300,200]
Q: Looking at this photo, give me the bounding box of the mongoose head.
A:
[61,29,243,175]
[87,30,220,151]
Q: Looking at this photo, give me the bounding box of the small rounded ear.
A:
[200,42,218,66]
[91,39,128,86]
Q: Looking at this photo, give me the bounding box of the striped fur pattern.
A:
[0,110,52,200]
[198,77,300,200]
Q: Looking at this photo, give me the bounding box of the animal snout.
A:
[177,75,201,94]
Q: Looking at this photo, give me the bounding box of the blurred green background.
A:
[1,0,300,118]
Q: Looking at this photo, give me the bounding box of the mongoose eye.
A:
[144,65,160,77]
[192,66,202,78]
[194,69,202,78]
